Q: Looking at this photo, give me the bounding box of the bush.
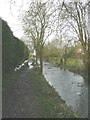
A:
[66,59,78,68]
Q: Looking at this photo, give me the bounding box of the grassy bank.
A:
[28,67,79,118]
[3,70,21,89]
[49,57,83,70]
[3,67,80,118]
[48,57,86,76]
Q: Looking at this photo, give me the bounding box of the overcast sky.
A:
[0,0,56,40]
[0,0,58,41]
[0,0,88,42]
[0,0,26,39]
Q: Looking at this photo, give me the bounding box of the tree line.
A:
[20,0,89,74]
[8,0,90,78]
[2,18,29,74]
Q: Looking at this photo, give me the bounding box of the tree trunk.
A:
[64,48,67,70]
[82,45,88,75]
[88,39,90,83]
[64,58,66,71]
[36,50,38,65]
[39,50,43,74]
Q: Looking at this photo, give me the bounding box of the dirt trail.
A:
[2,68,43,118]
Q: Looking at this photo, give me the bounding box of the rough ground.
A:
[2,67,43,118]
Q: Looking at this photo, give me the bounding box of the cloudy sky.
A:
[0,0,58,41]
[0,0,26,39]
[0,0,57,40]
[0,0,87,41]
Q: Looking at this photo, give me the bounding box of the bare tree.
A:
[22,0,55,73]
[57,1,89,71]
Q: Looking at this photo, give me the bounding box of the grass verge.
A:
[2,71,20,89]
[28,67,80,118]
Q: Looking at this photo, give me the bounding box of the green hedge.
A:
[14,37,29,66]
[2,18,29,74]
